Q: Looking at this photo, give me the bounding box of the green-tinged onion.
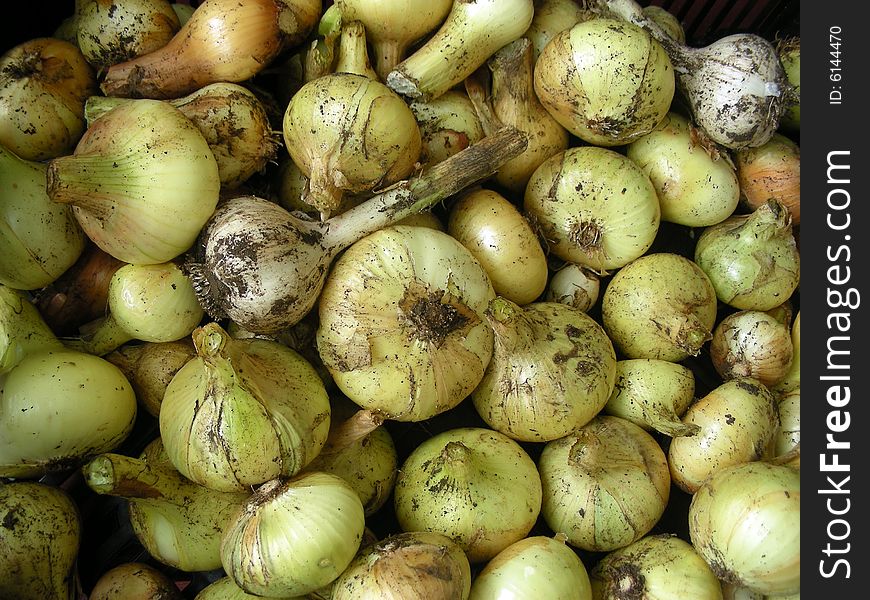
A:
[524,0,595,63]
[1,285,63,375]
[709,310,794,387]
[472,297,616,442]
[642,5,685,43]
[394,427,542,563]
[774,390,799,457]
[220,472,366,598]
[538,415,670,552]
[689,462,800,595]
[159,321,330,492]
[601,253,718,361]
[776,37,800,131]
[470,534,593,600]
[771,311,800,395]
[591,534,723,599]
[195,576,316,599]
[82,438,251,573]
[88,562,183,600]
[0,481,81,600]
[668,378,779,493]
[335,20,379,80]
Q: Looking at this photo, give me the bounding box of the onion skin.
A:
[88,562,183,600]
[734,133,800,225]
[689,462,800,595]
[0,285,63,374]
[410,91,485,167]
[771,312,800,396]
[524,0,595,63]
[709,310,794,387]
[545,263,600,313]
[777,37,800,131]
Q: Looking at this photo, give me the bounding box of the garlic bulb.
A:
[447,188,548,305]
[545,263,601,313]
[0,145,85,290]
[0,481,81,600]
[0,37,97,161]
[46,99,220,265]
[524,146,661,272]
[160,321,331,492]
[735,133,801,225]
[410,91,485,167]
[394,427,542,562]
[82,438,251,572]
[0,348,137,478]
[332,531,473,600]
[538,415,670,552]
[694,200,800,311]
[88,562,183,600]
[0,285,63,374]
[626,111,740,227]
[101,0,322,98]
[524,0,595,62]
[221,472,366,598]
[668,378,779,493]
[710,310,794,387]
[472,297,617,442]
[317,225,495,422]
[534,18,674,146]
[283,72,422,217]
[603,359,698,437]
[75,0,181,69]
[601,253,718,361]
[591,534,723,599]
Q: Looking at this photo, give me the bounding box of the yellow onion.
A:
[220,472,366,597]
[0,144,85,291]
[101,0,322,98]
[0,37,97,161]
[689,462,800,595]
[524,146,661,272]
[694,200,800,311]
[470,534,593,600]
[394,427,542,562]
[88,562,183,600]
[545,262,601,313]
[524,0,595,62]
[75,0,180,69]
[709,310,794,387]
[82,437,251,572]
[591,534,723,599]
[159,321,330,492]
[603,358,698,437]
[668,378,779,493]
[46,99,220,265]
[317,225,495,422]
[771,311,800,395]
[447,188,548,305]
[774,390,800,457]
[332,531,472,600]
[538,415,670,552]
[534,18,674,146]
[0,348,137,478]
[0,285,63,374]
[601,253,718,361]
[283,72,422,217]
[0,481,81,600]
[472,297,616,442]
[334,20,379,80]
[734,133,801,225]
[410,91,485,167]
[195,577,318,599]
[626,111,740,227]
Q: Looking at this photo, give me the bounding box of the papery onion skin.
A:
[709,310,794,387]
[393,427,542,563]
[317,225,495,422]
[470,534,593,600]
[220,472,366,598]
[534,18,674,146]
[668,377,779,493]
[601,253,718,361]
[524,146,661,272]
[539,415,670,552]
[689,462,800,595]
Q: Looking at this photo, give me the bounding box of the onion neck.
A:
[650,309,712,357]
[82,453,175,501]
[739,199,793,242]
[320,408,385,455]
[337,21,378,79]
[489,38,534,109]
[65,314,134,357]
[372,40,404,81]
[484,297,533,354]
[192,321,233,361]
[46,155,127,221]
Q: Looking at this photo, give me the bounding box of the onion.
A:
[301,5,342,83]
[524,146,661,272]
[694,200,800,311]
[602,0,790,149]
[776,37,800,131]
[774,390,800,457]
[603,358,698,437]
[88,562,183,600]
[642,5,685,44]
[447,188,548,305]
[0,285,63,374]
[601,253,718,361]
[220,472,366,598]
[772,311,800,395]
[393,427,542,562]
[331,531,472,600]
[626,111,740,227]
[523,0,595,63]
[545,262,601,313]
[534,17,674,146]
[709,310,794,387]
[472,297,616,442]
[689,462,800,595]
[0,481,81,600]
[410,91,485,167]
[0,37,97,161]
[734,133,800,225]
[334,20,379,80]
[590,534,723,599]
[316,226,495,422]
[539,415,670,552]
[668,378,779,493]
